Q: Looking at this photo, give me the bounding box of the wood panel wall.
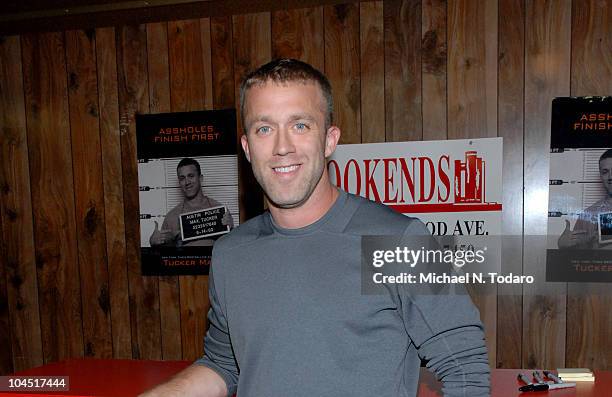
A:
[0,0,610,375]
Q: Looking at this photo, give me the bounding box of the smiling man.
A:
[141,59,490,397]
[149,157,233,247]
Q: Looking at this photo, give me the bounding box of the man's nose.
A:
[273,128,296,156]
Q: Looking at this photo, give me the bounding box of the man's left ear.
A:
[324,126,341,157]
[240,134,251,162]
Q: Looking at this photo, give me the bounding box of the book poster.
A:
[329,138,503,274]
[546,96,612,282]
[136,109,239,275]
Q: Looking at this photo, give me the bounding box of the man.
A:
[149,157,233,247]
[558,149,612,249]
[142,59,489,396]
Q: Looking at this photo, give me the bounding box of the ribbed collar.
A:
[265,189,349,236]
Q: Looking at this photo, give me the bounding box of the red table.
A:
[0,360,189,397]
[1,359,610,396]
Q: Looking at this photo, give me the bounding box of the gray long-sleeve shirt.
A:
[196,190,490,396]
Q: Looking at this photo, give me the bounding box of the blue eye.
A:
[257,126,271,134]
[295,123,307,131]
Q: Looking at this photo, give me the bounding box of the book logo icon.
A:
[454,151,485,204]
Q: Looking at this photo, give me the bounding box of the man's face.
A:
[178,164,202,199]
[241,81,337,208]
[600,157,612,196]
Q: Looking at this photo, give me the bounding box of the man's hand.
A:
[221,212,233,228]
[150,221,176,246]
[557,219,594,248]
[139,364,227,397]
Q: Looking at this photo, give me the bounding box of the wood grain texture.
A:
[200,18,214,110]
[484,0,498,139]
[448,0,499,367]
[324,3,361,143]
[179,276,209,360]
[167,17,211,361]
[570,0,611,97]
[65,29,113,359]
[232,12,269,221]
[566,294,612,369]
[496,0,525,369]
[421,0,447,141]
[168,19,207,113]
[116,25,162,360]
[211,17,235,109]
[158,275,182,360]
[147,23,172,114]
[272,7,325,71]
[448,0,494,138]
[1,0,374,37]
[566,0,612,370]
[232,12,271,132]
[359,1,385,143]
[21,32,84,363]
[0,35,44,372]
[146,21,183,361]
[95,26,132,359]
[523,0,571,369]
[0,209,13,375]
[384,0,422,142]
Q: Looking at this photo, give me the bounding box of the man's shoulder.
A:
[204,195,223,208]
[165,202,184,218]
[213,213,268,251]
[344,192,428,236]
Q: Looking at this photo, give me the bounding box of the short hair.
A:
[177,158,201,175]
[239,58,334,132]
[600,149,612,162]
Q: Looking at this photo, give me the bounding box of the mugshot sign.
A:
[546,96,612,282]
[180,206,230,241]
[328,137,503,273]
[136,109,240,275]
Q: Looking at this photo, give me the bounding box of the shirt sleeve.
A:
[398,219,491,397]
[193,259,239,396]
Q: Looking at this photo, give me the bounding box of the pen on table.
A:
[520,382,577,392]
[543,370,563,384]
[517,373,533,386]
[517,373,576,392]
[532,371,545,384]
[517,374,547,392]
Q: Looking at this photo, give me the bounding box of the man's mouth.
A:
[273,164,300,174]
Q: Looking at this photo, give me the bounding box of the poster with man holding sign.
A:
[136,109,239,275]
